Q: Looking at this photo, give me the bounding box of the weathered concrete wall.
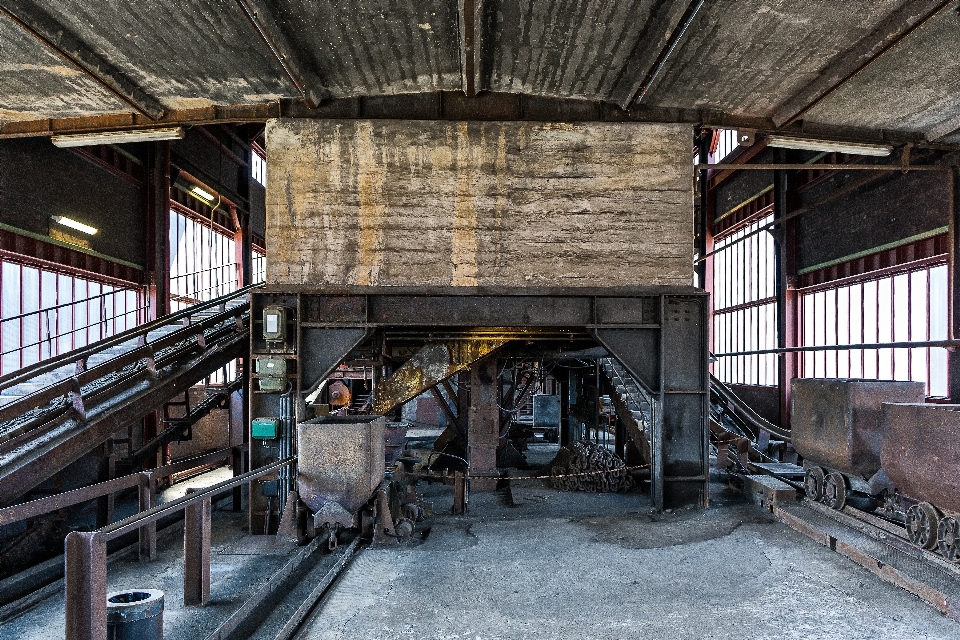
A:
[265,119,692,288]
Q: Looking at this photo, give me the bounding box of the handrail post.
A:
[65,530,107,640]
[139,471,157,560]
[231,446,244,512]
[183,490,211,606]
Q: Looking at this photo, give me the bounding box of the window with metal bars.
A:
[709,129,741,164]
[168,209,239,312]
[799,262,948,397]
[711,213,779,386]
[252,249,266,284]
[251,145,266,187]
[0,261,145,376]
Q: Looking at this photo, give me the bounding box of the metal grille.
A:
[711,213,778,386]
[799,262,949,397]
[0,261,145,376]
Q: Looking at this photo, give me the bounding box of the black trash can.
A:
[106,589,163,640]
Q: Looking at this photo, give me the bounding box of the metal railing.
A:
[65,457,296,640]
[169,263,241,306]
[0,286,148,377]
[0,282,258,394]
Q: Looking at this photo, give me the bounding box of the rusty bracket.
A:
[373,338,507,414]
[69,377,86,421]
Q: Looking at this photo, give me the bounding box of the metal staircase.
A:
[0,285,255,506]
[600,356,795,470]
[599,357,655,463]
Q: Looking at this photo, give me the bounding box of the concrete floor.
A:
[297,445,960,640]
[2,441,959,639]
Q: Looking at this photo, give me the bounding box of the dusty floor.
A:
[2,440,959,639]
[297,443,960,640]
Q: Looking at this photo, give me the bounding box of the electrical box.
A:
[255,358,286,392]
[252,417,279,439]
[262,306,286,343]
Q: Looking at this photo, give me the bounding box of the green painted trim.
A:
[0,221,143,270]
[798,226,949,275]
[715,185,773,223]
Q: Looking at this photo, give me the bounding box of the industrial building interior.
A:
[0,1,960,638]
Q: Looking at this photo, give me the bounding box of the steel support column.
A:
[65,531,107,640]
[950,167,960,401]
[184,493,212,606]
[774,148,799,427]
[139,471,156,560]
[696,129,711,288]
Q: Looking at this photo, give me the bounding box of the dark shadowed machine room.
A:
[3,2,960,639]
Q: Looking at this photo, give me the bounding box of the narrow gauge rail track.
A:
[743,464,960,620]
[205,532,364,640]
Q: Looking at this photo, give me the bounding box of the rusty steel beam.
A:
[372,339,508,414]
[0,2,165,120]
[458,0,478,97]
[184,492,211,606]
[234,0,329,108]
[626,0,706,107]
[773,0,955,128]
[429,385,461,433]
[608,0,696,108]
[65,531,107,640]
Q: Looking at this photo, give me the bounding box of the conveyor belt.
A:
[0,286,254,506]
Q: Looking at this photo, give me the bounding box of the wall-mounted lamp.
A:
[766,135,893,157]
[173,175,218,207]
[50,127,184,148]
[51,215,98,235]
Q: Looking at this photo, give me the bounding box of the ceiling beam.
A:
[458,0,478,97]
[926,113,960,142]
[234,0,330,108]
[772,0,954,128]
[610,0,705,109]
[0,1,166,120]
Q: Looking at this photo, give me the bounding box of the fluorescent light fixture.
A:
[173,176,218,206]
[766,135,893,157]
[51,127,184,148]
[190,185,215,202]
[52,216,98,235]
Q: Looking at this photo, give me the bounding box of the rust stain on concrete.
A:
[452,122,479,286]
[354,122,386,286]
[265,119,693,288]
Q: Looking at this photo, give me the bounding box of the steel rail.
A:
[102,456,295,540]
[0,302,249,427]
[709,374,791,442]
[714,338,960,357]
[0,317,248,452]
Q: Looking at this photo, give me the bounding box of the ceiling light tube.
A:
[173,175,218,206]
[766,135,893,157]
[52,216,98,235]
[51,127,184,148]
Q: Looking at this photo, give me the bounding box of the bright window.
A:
[168,210,238,311]
[251,147,266,187]
[252,249,266,284]
[712,213,778,386]
[799,263,948,397]
[0,261,143,376]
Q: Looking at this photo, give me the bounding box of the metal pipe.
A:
[714,338,960,358]
[633,0,706,105]
[697,163,948,171]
